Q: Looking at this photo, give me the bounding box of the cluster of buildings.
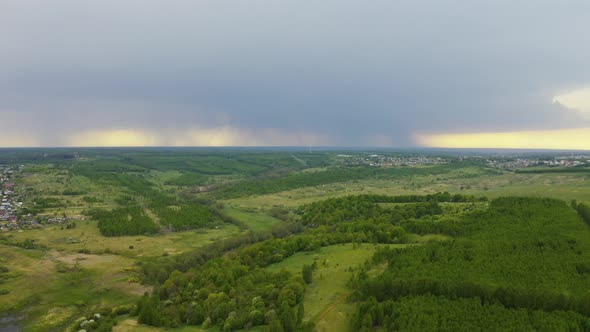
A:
[338,154,449,167]
[0,165,85,232]
[0,165,22,231]
[44,216,84,225]
[486,156,590,169]
[336,153,590,170]
[486,158,542,169]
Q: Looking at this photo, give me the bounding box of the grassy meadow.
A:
[267,243,420,331]
[220,207,282,232]
[0,244,146,330]
[0,223,242,330]
[5,221,241,258]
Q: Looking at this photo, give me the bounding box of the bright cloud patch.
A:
[64,127,331,147]
[554,87,590,118]
[69,129,160,147]
[415,128,590,150]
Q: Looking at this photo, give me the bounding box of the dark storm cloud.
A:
[1,0,590,146]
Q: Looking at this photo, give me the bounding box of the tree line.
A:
[350,295,590,332]
[573,200,590,226]
[295,194,468,226]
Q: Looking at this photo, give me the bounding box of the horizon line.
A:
[0,145,589,152]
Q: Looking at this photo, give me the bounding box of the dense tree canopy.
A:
[349,197,590,330]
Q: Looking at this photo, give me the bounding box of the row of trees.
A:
[573,201,590,226]
[164,172,209,186]
[352,276,590,316]
[352,192,485,203]
[121,152,307,175]
[140,223,304,284]
[296,195,447,226]
[516,167,590,174]
[351,295,590,332]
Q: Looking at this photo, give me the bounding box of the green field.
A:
[266,243,408,331]
[220,207,283,232]
[0,221,243,331]
[0,244,146,330]
[4,221,241,258]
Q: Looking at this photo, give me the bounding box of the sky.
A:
[1,0,590,149]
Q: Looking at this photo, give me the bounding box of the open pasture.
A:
[266,243,412,331]
[5,221,241,258]
[0,245,145,331]
[220,206,282,232]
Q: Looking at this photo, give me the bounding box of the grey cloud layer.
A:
[1,0,590,146]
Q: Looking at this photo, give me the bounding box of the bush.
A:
[114,305,132,316]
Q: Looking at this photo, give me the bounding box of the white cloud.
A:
[554,87,590,118]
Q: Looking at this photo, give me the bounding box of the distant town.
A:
[338,153,590,169]
[0,165,22,232]
[1,165,85,233]
[338,154,449,167]
[485,155,590,169]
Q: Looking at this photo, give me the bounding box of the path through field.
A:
[291,154,308,166]
[316,294,347,322]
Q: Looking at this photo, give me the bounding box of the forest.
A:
[349,197,590,331]
[88,206,159,237]
[351,295,590,332]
